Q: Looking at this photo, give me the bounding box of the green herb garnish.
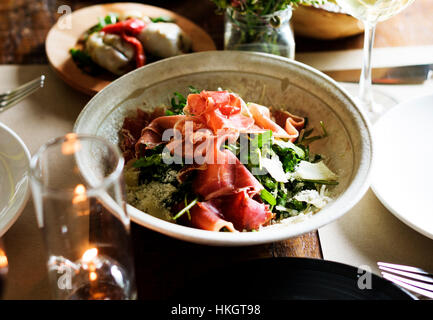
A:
[260,189,277,206]
[165,86,200,115]
[150,16,174,23]
[172,197,198,220]
[69,48,102,75]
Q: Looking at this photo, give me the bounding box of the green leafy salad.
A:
[123,87,338,230]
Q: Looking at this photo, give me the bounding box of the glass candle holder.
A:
[224,7,295,59]
[29,133,136,300]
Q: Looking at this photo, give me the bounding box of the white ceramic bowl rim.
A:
[74,51,374,246]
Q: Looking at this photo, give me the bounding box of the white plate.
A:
[74,51,373,246]
[372,94,433,240]
[0,123,31,237]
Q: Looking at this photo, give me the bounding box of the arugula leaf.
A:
[260,189,277,206]
[299,121,328,145]
[69,48,103,75]
[133,154,163,168]
[165,86,200,115]
[87,13,119,34]
[272,143,302,173]
[150,16,175,23]
[172,197,198,220]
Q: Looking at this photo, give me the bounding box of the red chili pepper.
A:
[121,34,145,68]
[101,18,146,36]
[102,18,147,68]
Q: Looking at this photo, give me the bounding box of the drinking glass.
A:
[29,133,136,300]
[335,0,415,121]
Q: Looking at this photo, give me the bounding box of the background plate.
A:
[46,2,216,95]
[175,257,414,300]
[372,94,433,240]
[0,122,31,237]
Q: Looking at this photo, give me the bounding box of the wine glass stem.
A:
[359,22,378,114]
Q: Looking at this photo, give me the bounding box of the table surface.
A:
[0,0,432,299]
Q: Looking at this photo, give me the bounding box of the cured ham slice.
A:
[210,191,273,231]
[271,108,305,142]
[247,103,293,139]
[185,90,255,133]
[247,103,305,142]
[186,191,272,232]
[120,109,150,161]
[188,201,236,232]
[135,115,186,156]
[193,149,263,200]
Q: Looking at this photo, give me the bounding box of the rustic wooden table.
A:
[0,0,431,299]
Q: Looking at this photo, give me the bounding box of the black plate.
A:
[175,257,415,300]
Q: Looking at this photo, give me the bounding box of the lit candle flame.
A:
[61,133,81,155]
[72,184,89,216]
[0,248,8,269]
[89,271,97,282]
[82,247,98,263]
[82,248,98,283]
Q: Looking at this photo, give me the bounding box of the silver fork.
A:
[378,262,433,299]
[0,75,45,113]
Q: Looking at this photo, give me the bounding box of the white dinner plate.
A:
[372,94,433,239]
[0,123,31,237]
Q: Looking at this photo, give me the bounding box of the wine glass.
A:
[335,0,415,121]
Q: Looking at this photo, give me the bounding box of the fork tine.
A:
[378,265,433,284]
[382,271,433,292]
[0,81,42,104]
[0,84,42,110]
[0,75,45,99]
[382,273,433,299]
[378,262,431,275]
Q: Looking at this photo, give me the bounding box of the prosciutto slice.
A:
[188,190,273,232]
[193,149,263,200]
[185,90,255,133]
[271,108,305,141]
[120,108,163,161]
[247,103,295,140]
[135,115,186,156]
[189,201,236,232]
[210,191,273,231]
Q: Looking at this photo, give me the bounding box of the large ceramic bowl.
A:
[74,51,373,246]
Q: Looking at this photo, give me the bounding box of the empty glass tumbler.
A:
[29,133,136,300]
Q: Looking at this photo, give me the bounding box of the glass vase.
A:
[224,7,295,59]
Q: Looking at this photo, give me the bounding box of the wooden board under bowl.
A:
[46,2,216,96]
[292,4,364,40]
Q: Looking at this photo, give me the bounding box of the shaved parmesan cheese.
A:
[292,161,338,182]
[294,189,331,209]
[261,156,288,182]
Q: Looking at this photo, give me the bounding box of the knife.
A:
[323,64,433,84]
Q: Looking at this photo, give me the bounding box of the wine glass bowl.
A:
[334,0,415,120]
